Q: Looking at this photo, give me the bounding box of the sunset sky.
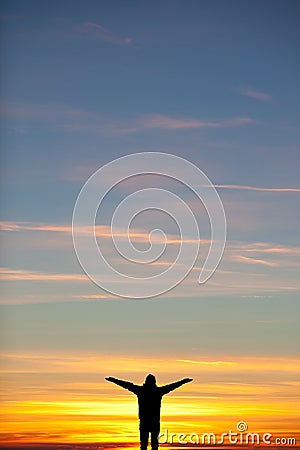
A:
[1,0,300,447]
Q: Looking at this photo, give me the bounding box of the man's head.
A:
[144,374,156,386]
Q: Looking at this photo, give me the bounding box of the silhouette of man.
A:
[105,374,193,450]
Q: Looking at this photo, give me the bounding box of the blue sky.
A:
[1,0,300,357]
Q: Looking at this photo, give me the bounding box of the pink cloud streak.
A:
[136,114,255,130]
[1,99,255,133]
[81,22,133,47]
[0,268,87,282]
[238,86,272,101]
[233,255,278,267]
[215,184,300,193]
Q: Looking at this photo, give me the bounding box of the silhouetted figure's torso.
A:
[131,385,164,423]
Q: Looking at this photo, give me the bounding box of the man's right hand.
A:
[183,378,193,383]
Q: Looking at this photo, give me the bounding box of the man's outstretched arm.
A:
[105,376,139,393]
[160,378,193,395]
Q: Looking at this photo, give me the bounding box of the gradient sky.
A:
[1,0,300,446]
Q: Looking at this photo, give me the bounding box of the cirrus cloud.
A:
[237,86,272,102]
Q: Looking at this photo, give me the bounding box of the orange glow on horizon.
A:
[1,353,300,445]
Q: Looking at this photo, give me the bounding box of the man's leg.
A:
[139,421,149,450]
[150,422,160,450]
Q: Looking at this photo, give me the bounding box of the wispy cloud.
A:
[3,220,300,259]
[1,100,255,134]
[2,221,300,300]
[237,86,272,102]
[233,255,278,267]
[80,22,133,47]
[73,294,114,300]
[54,113,256,133]
[215,184,300,193]
[0,221,205,245]
[241,295,273,299]
[11,18,134,49]
[1,100,95,126]
[0,221,166,243]
[0,268,87,282]
[241,243,300,255]
[134,114,255,130]
[0,221,72,233]
[226,241,300,268]
[177,359,237,366]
